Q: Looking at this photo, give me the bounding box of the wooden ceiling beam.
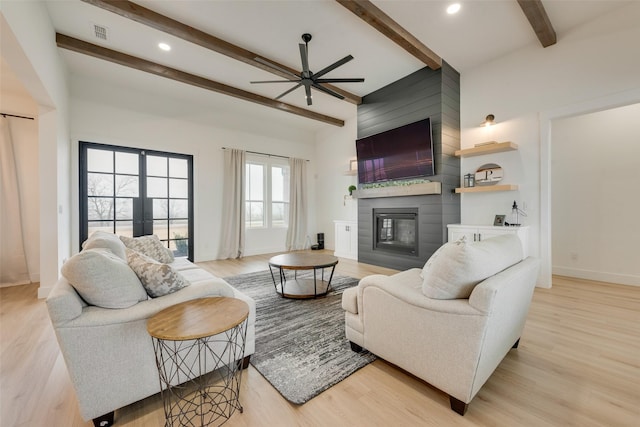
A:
[56,33,344,127]
[336,0,441,70]
[81,0,361,105]
[517,0,557,47]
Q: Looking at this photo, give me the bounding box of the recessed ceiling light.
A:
[447,3,461,14]
[158,43,171,51]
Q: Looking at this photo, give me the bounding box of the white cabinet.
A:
[334,220,358,260]
[447,224,529,258]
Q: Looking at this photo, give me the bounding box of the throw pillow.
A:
[61,248,148,308]
[120,234,174,264]
[82,230,127,261]
[126,249,189,298]
[422,234,524,299]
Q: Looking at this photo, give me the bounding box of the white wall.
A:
[551,103,640,286]
[70,77,318,261]
[1,2,71,297]
[314,116,358,251]
[460,2,640,287]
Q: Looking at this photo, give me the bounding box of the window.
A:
[245,155,289,229]
[80,142,194,260]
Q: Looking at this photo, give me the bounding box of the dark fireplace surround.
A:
[358,195,449,271]
[355,64,460,271]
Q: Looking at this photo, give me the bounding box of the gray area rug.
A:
[224,270,376,404]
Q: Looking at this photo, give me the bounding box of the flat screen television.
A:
[356,118,434,184]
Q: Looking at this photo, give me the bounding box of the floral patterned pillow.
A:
[120,234,174,264]
[126,249,188,298]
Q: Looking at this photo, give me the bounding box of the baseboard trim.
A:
[0,280,30,288]
[37,286,53,299]
[552,266,639,286]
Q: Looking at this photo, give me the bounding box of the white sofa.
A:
[342,234,539,415]
[46,234,255,426]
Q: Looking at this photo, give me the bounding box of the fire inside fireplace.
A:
[374,208,418,255]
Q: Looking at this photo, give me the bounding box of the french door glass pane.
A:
[88,173,113,196]
[147,155,167,177]
[170,219,188,238]
[115,221,134,237]
[115,152,138,174]
[169,200,188,218]
[115,198,133,220]
[169,178,188,198]
[88,221,114,235]
[147,177,168,198]
[170,239,188,257]
[169,158,188,178]
[87,149,113,173]
[153,220,169,241]
[115,175,138,197]
[153,199,168,218]
[88,197,114,220]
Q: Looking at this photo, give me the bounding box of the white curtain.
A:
[286,157,308,251]
[218,148,246,259]
[0,117,30,285]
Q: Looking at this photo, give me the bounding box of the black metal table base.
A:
[268,264,336,299]
[152,321,248,426]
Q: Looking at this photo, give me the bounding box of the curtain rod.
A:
[222,147,308,161]
[1,113,35,120]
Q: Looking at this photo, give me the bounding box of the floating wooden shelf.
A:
[353,182,442,198]
[455,142,518,158]
[455,184,518,193]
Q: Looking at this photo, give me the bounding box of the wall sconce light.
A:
[481,114,496,127]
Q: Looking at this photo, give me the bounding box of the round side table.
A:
[147,297,249,426]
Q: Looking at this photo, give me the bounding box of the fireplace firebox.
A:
[374,208,418,256]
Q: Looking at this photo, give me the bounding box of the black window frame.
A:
[79,141,195,261]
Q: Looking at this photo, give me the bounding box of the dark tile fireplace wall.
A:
[357,63,461,270]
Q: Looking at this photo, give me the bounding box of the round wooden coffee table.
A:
[268,252,339,299]
[147,297,249,426]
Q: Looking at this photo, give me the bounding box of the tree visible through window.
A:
[80,142,194,260]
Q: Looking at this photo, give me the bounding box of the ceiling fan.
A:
[251,33,364,106]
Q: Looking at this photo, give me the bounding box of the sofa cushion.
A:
[82,230,127,261]
[126,249,189,298]
[120,234,174,263]
[422,234,524,299]
[61,248,148,308]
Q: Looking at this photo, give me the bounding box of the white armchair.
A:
[342,234,540,415]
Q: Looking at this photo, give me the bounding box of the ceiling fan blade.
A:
[255,57,300,80]
[251,80,301,84]
[311,82,346,100]
[315,78,365,83]
[313,55,354,79]
[299,43,310,78]
[274,83,303,100]
[304,81,313,105]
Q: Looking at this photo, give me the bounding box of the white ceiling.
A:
[42,0,631,135]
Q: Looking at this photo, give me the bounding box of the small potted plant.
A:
[348,185,357,196]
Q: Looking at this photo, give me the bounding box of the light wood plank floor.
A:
[1,252,638,426]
